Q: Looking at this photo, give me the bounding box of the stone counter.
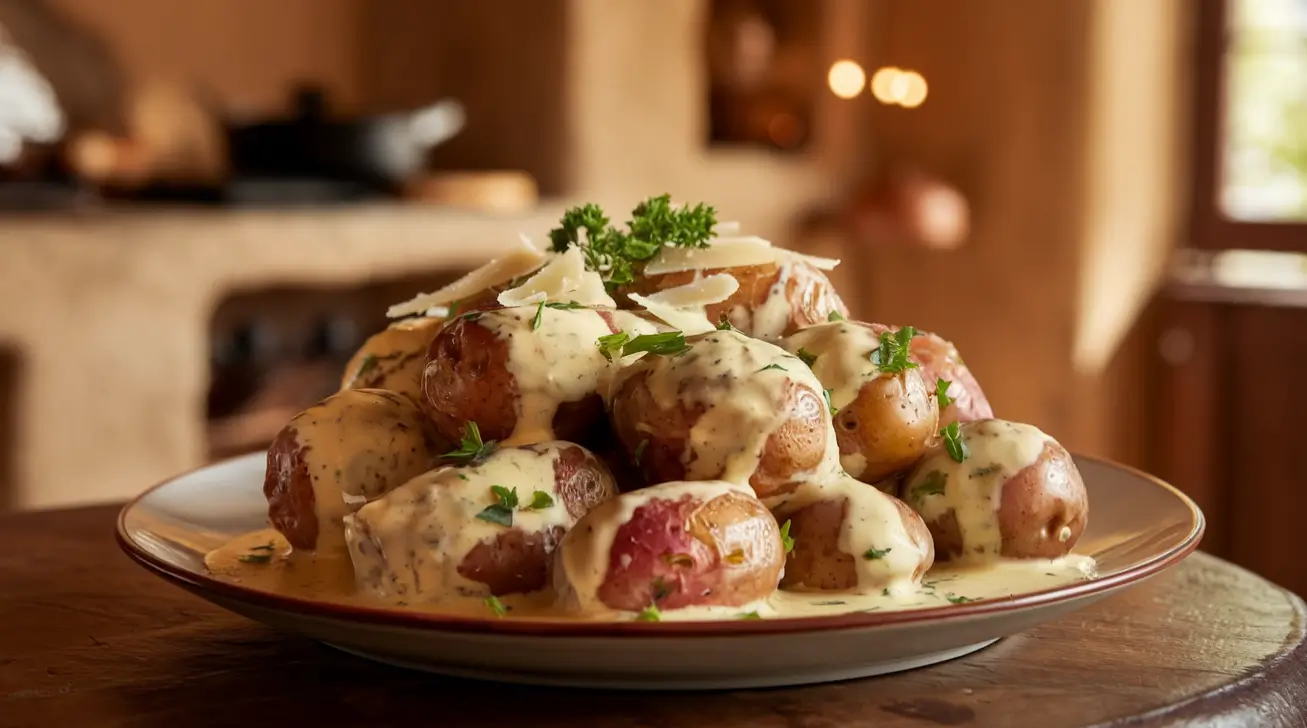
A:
[0,204,567,510]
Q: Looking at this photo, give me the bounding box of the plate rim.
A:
[115,451,1205,639]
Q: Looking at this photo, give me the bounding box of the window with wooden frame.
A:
[1191,0,1307,252]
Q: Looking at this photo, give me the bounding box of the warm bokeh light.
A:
[870,67,928,108]
[827,60,867,99]
[899,71,929,108]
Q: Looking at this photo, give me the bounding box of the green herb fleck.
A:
[935,378,954,410]
[796,348,818,367]
[458,310,482,322]
[525,491,555,510]
[779,519,795,553]
[822,388,836,415]
[357,354,379,377]
[442,421,497,465]
[737,611,762,620]
[485,595,508,617]
[813,600,847,606]
[941,421,969,463]
[532,300,546,330]
[715,315,739,332]
[651,577,673,601]
[758,363,787,373]
[636,605,662,622]
[475,505,513,527]
[946,594,976,604]
[971,465,1000,478]
[863,547,892,560]
[869,326,919,374]
[457,473,470,481]
[912,470,948,498]
[239,553,272,565]
[545,301,586,310]
[597,331,631,362]
[491,485,519,509]
[882,588,891,597]
[623,331,690,357]
[249,543,275,552]
[827,310,846,322]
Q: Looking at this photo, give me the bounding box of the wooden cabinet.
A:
[1154,294,1307,595]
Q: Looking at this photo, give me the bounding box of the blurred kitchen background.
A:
[0,0,1305,591]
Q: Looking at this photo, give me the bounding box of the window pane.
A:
[1222,0,1307,221]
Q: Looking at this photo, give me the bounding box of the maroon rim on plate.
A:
[115,453,1205,638]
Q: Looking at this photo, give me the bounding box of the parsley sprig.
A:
[936,378,954,410]
[475,485,557,527]
[870,326,919,374]
[548,195,718,289]
[442,422,497,465]
[941,422,969,463]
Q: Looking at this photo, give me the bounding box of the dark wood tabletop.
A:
[2,505,1305,728]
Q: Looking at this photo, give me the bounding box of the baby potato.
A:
[421,305,655,448]
[900,419,1088,562]
[863,323,992,426]
[264,389,444,553]
[344,441,617,602]
[621,258,848,341]
[607,328,840,499]
[783,321,939,484]
[340,316,445,403]
[553,481,785,614]
[772,477,934,593]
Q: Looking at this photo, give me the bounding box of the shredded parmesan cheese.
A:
[626,274,740,335]
[386,235,545,318]
[497,245,616,308]
[643,236,776,276]
[778,249,841,271]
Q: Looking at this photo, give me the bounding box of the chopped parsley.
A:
[796,348,818,367]
[485,595,508,617]
[758,363,787,373]
[442,421,497,465]
[715,315,739,332]
[475,485,519,527]
[941,421,969,463]
[357,354,379,377]
[548,196,717,289]
[525,490,555,510]
[651,577,673,601]
[945,594,976,604]
[737,611,762,620]
[779,519,795,553]
[458,310,482,322]
[636,604,662,622]
[912,470,948,498]
[827,310,845,322]
[863,547,892,560]
[532,300,545,329]
[249,543,275,552]
[822,388,836,416]
[491,485,519,509]
[634,438,649,465]
[813,600,847,606]
[238,553,272,565]
[882,587,891,597]
[597,331,690,361]
[869,326,918,374]
[971,465,1000,478]
[597,331,630,362]
[935,378,954,410]
[546,301,586,310]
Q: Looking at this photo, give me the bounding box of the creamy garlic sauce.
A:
[344,443,578,603]
[206,526,1096,621]
[613,329,841,486]
[478,307,655,446]
[289,389,439,554]
[552,480,758,614]
[903,420,1055,562]
[340,316,444,404]
[748,261,797,342]
[773,475,933,595]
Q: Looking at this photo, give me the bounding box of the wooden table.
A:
[2,506,1305,728]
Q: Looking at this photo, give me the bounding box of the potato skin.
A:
[867,324,992,426]
[264,389,444,552]
[902,424,1088,561]
[341,316,445,403]
[833,368,939,483]
[621,259,848,340]
[420,308,620,446]
[609,364,830,500]
[590,488,785,611]
[778,493,933,591]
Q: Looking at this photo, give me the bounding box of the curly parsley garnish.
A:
[485,595,508,617]
[870,326,918,374]
[863,547,892,560]
[442,421,497,465]
[936,378,954,410]
[548,195,718,289]
[636,604,662,622]
[941,421,969,463]
[779,519,795,553]
[796,348,818,367]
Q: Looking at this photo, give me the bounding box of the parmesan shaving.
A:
[777,249,841,271]
[496,245,616,308]
[642,236,777,276]
[628,292,717,335]
[642,273,739,308]
[387,236,545,318]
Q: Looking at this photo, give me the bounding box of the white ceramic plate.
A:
[117,453,1203,690]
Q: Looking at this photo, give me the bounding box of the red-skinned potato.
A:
[772,477,934,592]
[553,481,785,613]
[264,388,445,553]
[864,323,992,426]
[607,329,839,500]
[619,258,847,341]
[345,441,617,601]
[900,419,1088,562]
